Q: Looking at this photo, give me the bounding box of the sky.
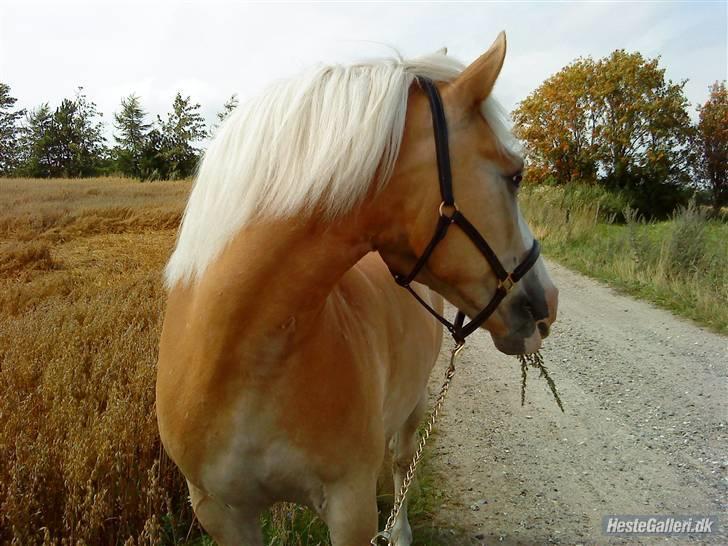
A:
[1,0,726,140]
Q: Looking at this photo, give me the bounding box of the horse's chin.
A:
[490,329,542,355]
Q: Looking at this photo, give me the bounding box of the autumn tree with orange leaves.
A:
[695,81,728,214]
[512,58,601,185]
[513,50,694,217]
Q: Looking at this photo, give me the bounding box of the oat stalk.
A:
[517,351,565,413]
[520,357,527,407]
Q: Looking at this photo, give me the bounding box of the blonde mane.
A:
[165,51,515,288]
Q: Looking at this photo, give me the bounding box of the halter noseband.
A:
[389,76,541,343]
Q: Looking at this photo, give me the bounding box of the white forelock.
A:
[165,51,516,288]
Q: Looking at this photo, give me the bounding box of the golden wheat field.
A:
[0,177,197,545]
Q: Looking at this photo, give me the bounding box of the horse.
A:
[156,31,558,546]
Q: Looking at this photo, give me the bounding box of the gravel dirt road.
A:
[425,261,727,545]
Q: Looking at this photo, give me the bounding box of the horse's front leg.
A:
[323,473,379,546]
[387,395,427,546]
[187,480,263,546]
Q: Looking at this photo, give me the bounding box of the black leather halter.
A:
[390,76,541,343]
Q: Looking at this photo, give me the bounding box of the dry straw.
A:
[517,352,565,412]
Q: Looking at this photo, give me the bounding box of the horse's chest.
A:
[194,391,332,510]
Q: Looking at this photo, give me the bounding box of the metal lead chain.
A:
[371,340,465,546]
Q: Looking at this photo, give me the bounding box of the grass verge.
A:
[520,183,728,333]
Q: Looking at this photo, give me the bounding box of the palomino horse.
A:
[157,32,558,546]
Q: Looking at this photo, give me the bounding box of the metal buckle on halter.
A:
[438,201,458,220]
[498,274,515,293]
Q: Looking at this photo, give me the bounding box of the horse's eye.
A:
[511,172,523,188]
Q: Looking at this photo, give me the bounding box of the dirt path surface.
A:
[427,261,727,545]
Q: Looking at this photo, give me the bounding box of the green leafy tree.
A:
[18,104,55,177]
[136,127,166,181]
[0,82,26,175]
[695,81,728,214]
[594,51,693,208]
[55,88,107,177]
[212,93,238,133]
[157,92,207,179]
[113,94,152,178]
[23,88,107,178]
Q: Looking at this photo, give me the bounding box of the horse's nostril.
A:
[537,321,550,338]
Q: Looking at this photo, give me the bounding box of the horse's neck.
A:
[195,215,373,346]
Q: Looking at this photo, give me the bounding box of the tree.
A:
[18,104,55,178]
[594,51,693,205]
[695,81,728,214]
[113,94,151,178]
[213,94,238,133]
[136,127,166,180]
[0,82,26,175]
[513,58,600,184]
[157,92,207,179]
[48,89,107,177]
[513,50,694,217]
[19,90,107,178]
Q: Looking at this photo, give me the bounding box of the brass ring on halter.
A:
[438,201,458,219]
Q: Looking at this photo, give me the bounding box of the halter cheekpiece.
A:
[389,76,541,343]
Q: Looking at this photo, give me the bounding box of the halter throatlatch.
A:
[390,76,541,343]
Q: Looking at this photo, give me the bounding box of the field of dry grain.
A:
[0,177,197,545]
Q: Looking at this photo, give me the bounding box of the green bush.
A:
[661,201,708,277]
[562,183,631,223]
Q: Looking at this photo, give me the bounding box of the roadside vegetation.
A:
[521,183,728,333]
[513,50,726,333]
[513,53,726,219]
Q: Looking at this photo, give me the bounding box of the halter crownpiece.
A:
[389,76,541,343]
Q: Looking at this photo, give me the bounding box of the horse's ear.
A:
[435,47,448,56]
[452,31,506,105]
